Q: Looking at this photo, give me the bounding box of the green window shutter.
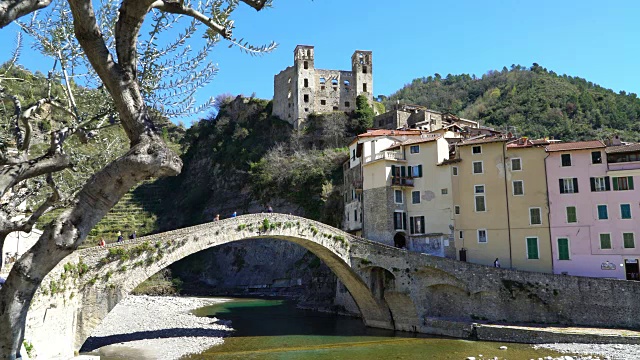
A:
[407,166,413,177]
[558,238,569,260]
[566,207,577,223]
[402,212,407,230]
[527,238,539,259]
[605,176,611,191]
[624,233,635,249]
[590,178,596,192]
[559,179,564,194]
[391,165,396,177]
[400,166,406,177]
[418,165,423,177]
[409,217,415,234]
[613,177,619,190]
[600,234,612,249]
[573,178,579,193]
[597,205,608,219]
[621,204,631,219]
[629,176,634,190]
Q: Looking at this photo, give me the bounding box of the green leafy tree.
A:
[353,94,374,133]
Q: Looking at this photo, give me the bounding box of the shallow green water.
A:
[184,298,569,360]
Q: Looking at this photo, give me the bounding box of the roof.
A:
[606,143,640,154]
[437,158,462,166]
[348,129,426,146]
[545,140,605,152]
[386,135,442,149]
[457,137,509,146]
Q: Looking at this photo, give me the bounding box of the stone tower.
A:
[273,45,374,129]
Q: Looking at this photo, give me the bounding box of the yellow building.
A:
[452,137,552,273]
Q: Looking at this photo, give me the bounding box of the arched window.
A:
[319,77,326,84]
[331,79,339,86]
[344,80,350,86]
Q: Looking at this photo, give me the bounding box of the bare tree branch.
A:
[0,151,71,197]
[151,1,230,39]
[0,0,52,28]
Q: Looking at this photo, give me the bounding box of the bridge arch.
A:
[46,214,394,352]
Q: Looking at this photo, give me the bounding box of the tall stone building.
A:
[273,45,373,129]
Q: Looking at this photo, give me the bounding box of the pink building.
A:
[546,139,640,280]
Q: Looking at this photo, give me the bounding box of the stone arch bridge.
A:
[25,214,640,359]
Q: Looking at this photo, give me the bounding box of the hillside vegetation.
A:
[385,64,640,141]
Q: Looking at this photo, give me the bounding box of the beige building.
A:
[452,137,553,273]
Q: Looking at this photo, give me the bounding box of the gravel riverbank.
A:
[82,295,233,360]
[534,343,640,360]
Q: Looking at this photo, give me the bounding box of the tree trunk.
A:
[0,137,181,359]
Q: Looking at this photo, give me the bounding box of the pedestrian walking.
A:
[267,205,273,213]
[231,211,237,218]
[494,258,501,268]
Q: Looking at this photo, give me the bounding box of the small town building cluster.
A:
[343,125,640,281]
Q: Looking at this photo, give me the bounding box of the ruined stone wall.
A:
[273,66,297,123]
[313,69,356,114]
[342,162,362,232]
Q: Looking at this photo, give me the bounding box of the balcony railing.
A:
[364,151,405,164]
[608,161,640,172]
[391,176,414,187]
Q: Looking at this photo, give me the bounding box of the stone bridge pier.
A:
[23,214,640,359]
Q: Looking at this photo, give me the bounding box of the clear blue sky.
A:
[2,0,639,124]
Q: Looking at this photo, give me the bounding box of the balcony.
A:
[363,151,405,164]
[608,160,640,172]
[352,179,363,192]
[391,176,414,187]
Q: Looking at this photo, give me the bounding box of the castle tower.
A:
[293,45,315,129]
[351,50,373,106]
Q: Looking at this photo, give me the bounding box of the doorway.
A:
[393,232,406,248]
[625,259,639,281]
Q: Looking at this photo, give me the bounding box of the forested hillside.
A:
[385,64,640,141]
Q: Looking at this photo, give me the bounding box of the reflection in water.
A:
[185,298,567,360]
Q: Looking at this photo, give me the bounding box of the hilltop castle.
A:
[273,45,373,129]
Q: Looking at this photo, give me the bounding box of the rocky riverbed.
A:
[82,295,233,360]
[534,343,640,360]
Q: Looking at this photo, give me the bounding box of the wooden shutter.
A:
[402,212,407,230]
[559,179,564,194]
[420,216,425,233]
[605,176,611,191]
[527,238,539,259]
[409,217,415,234]
[558,238,569,260]
[572,178,579,193]
[391,165,396,178]
[613,177,619,190]
[629,176,634,190]
[401,166,406,177]
[407,166,413,177]
[418,165,423,177]
[590,178,596,192]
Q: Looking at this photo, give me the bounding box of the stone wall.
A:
[362,187,397,245]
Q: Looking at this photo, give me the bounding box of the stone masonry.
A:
[23,213,640,359]
[273,45,373,129]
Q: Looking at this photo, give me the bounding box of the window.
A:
[599,233,612,249]
[410,216,425,234]
[529,207,542,225]
[319,77,326,84]
[475,185,486,212]
[409,165,423,178]
[412,191,420,204]
[473,161,483,174]
[561,154,572,167]
[526,237,539,259]
[441,188,448,195]
[472,146,482,154]
[394,189,403,204]
[452,166,458,176]
[590,177,610,192]
[352,149,356,161]
[333,106,339,111]
[363,65,368,74]
[354,210,357,222]
[344,80,350,86]
[345,101,350,107]
[393,211,406,230]
[557,238,570,260]
[303,61,308,69]
[559,178,579,194]
[410,145,420,154]
[597,205,608,220]
[624,233,635,249]
[513,180,524,196]
[612,176,635,191]
[566,206,577,223]
[454,205,460,215]
[303,94,309,103]
[591,151,602,164]
[304,108,309,112]
[511,158,522,171]
[320,100,326,105]
[459,230,464,239]
[477,229,488,243]
[331,79,339,86]
[304,78,309,87]
[621,204,632,219]
[363,83,368,92]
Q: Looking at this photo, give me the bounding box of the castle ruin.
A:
[273,45,373,129]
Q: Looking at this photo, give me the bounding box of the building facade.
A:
[546,140,640,280]
[273,45,373,129]
[452,137,553,273]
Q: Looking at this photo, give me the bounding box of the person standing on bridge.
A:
[99,238,106,247]
[214,214,220,221]
[231,211,237,218]
[267,205,273,213]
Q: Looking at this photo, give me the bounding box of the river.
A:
[179,297,571,360]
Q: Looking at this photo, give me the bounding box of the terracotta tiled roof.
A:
[458,137,509,146]
[545,140,605,152]
[437,158,462,166]
[606,143,640,154]
[356,129,426,138]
